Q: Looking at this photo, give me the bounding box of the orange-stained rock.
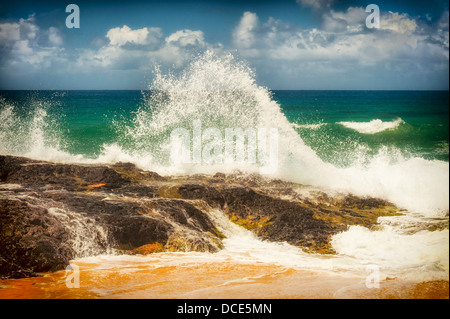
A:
[133,243,165,255]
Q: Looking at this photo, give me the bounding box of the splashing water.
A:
[0,95,79,162]
[111,51,293,175]
[48,208,113,258]
[116,51,448,217]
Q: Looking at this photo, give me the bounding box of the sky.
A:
[0,0,448,90]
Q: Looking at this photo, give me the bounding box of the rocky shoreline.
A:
[0,155,403,279]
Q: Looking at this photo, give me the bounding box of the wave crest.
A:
[338,118,405,134]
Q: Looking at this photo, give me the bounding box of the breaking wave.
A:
[338,118,405,134]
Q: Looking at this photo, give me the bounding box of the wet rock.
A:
[220,186,338,250]
[0,155,403,278]
[132,243,165,255]
[112,162,167,182]
[0,198,74,278]
[0,156,31,182]
[0,156,229,278]
[0,155,131,191]
[177,184,225,209]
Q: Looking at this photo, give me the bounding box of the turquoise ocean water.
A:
[1,89,448,163]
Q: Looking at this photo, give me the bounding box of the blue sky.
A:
[0,0,448,90]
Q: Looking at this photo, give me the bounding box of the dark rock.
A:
[0,155,403,278]
[7,164,129,190]
[0,198,74,278]
[0,155,32,182]
[220,186,337,249]
[112,162,167,182]
[112,185,158,198]
[177,184,225,209]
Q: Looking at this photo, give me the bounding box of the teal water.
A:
[276,90,449,164]
[1,90,448,164]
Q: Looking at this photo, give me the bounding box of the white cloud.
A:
[165,29,205,47]
[322,7,366,32]
[234,10,447,59]
[0,14,38,45]
[437,11,449,30]
[233,11,259,48]
[76,26,214,72]
[0,15,65,68]
[0,22,21,42]
[231,9,449,87]
[11,39,33,56]
[48,27,63,46]
[106,25,162,47]
[381,12,417,34]
[18,15,39,40]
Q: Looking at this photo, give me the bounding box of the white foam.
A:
[338,118,404,134]
[291,122,325,130]
[331,225,449,282]
[75,209,448,282]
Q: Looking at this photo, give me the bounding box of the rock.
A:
[112,162,167,182]
[219,186,337,250]
[133,243,165,255]
[177,184,225,209]
[0,198,74,278]
[0,155,403,278]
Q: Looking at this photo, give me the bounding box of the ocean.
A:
[1,90,448,163]
[0,52,448,298]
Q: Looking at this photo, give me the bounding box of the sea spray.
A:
[111,51,291,175]
[169,119,279,174]
[0,94,77,162]
[118,51,448,216]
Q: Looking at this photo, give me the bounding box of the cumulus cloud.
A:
[233,9,448,61]
[165,29,205,47]
[321,7,366,32]
[437,10,449,29]
[0,14,64,68]
[1,6,448,90]
[0,20,211,75]
[75,26,214,71]
[381,12,418,34]
[106,25,162,47]
[0,15,37,45]
[231,9,449,88]
[0,22,21,42]
[233,12,259,48]
[48,27,63,46]
[435,11,449,49]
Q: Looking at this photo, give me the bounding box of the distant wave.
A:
[338,118,404,134]
[291,123,325,130]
